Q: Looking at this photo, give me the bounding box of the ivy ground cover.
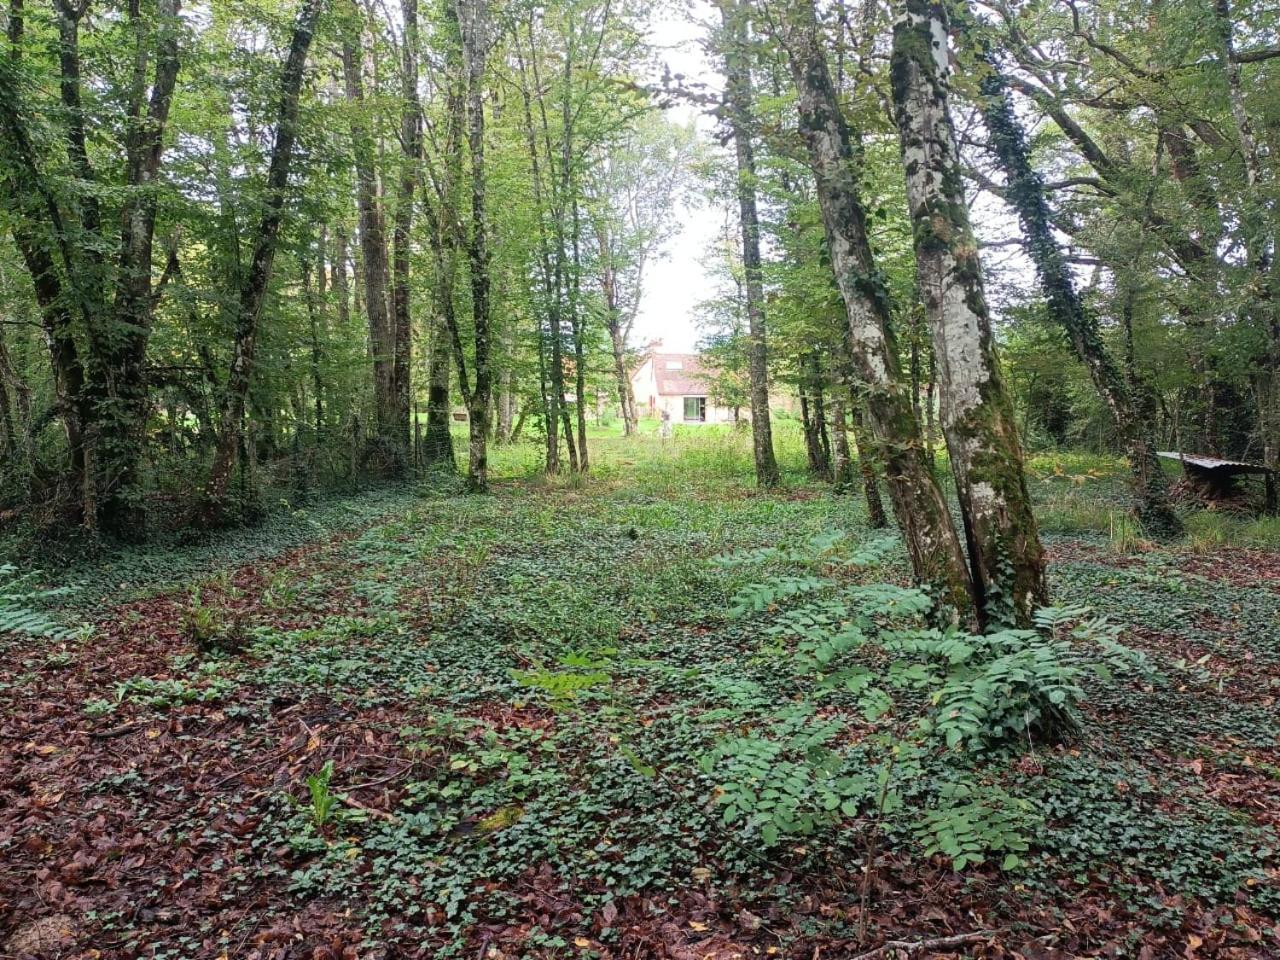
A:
[2,442,1278,959]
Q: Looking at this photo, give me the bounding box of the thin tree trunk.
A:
[779,0,974,618]
[423,314,455,467]
[571,199,589,472]
[719,0,780,488]
[597,223,637,435]
[332,226,351,329]
[891,0,1047,626]
[205,0,324,508]
[455,0,492,491]
[831,398,854,492]
[300,254,325,436]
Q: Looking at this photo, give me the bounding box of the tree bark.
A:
[597,222,637,434]
[422,314,455,467]
[389,0,422,471]
[342,11,398,467]
[831,398,854,492]
[779,0,974,618]
[891,0,1047,627]
[455,0,492,491]
[206,0,324,508]
[718,0,780,488]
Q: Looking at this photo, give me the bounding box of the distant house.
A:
[630,351,740,425]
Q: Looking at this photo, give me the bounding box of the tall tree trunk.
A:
[495,325,515,443]
[891,0,1047,627]
[455,0,492,491]
[91,0,182,536]
[780,0,974,619]
[332,226,351,329]
[571,199,589,472]
[1213,0,1278,485]
[389,0,422,472]
[206,0,324,508]
[976,56,1182,537]
[342,9,398,465]
[300,253,325,436]
[718,0,780,488]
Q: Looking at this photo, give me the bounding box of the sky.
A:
[632,2,724,354]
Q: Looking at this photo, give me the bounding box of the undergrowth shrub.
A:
[699,531,1147,870]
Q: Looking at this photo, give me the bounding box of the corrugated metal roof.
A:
[1157,452,1272,473]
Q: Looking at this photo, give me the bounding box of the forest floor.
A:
[2,430,1279,960]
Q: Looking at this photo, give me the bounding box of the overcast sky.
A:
[632,2,723,353]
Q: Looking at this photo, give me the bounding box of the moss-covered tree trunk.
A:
[891,0,1047,627]
[780,0,974,619]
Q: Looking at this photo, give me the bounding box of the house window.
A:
[683,396,707,422]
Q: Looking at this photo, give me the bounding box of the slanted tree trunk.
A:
[718,0,780,488]
[206,0,324,508]
[779,0,974,618]
[975,55,1182,537]
[597,223,637,435]
[891,0,1047,626]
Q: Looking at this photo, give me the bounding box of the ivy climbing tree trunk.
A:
[777,0,974,619]
[974,55,1182,537]
[891,0,1047,627]
[718,0,780,488]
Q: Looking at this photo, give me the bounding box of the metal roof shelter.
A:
[1157,451,1276,512]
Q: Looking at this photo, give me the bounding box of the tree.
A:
[716,0,781,488]
[891,0,1047,625]
[206,0,327,509]
[770,0,975,619]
